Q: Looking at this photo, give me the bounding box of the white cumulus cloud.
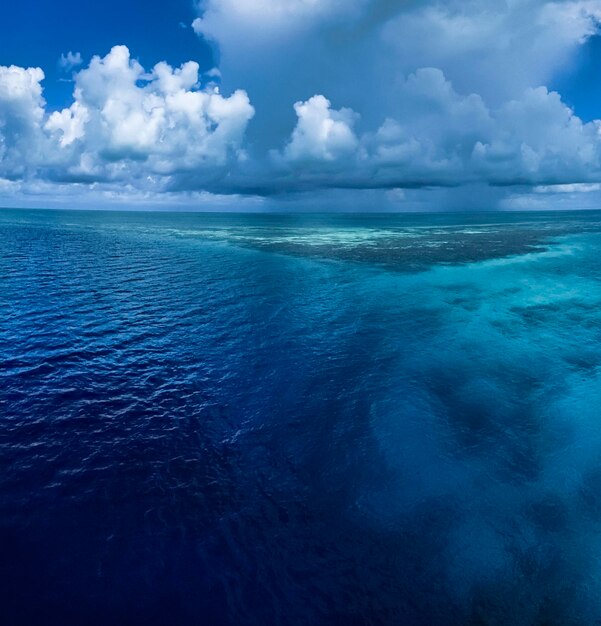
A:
[0,65,47,179]
[0,46,255,193]
[281,95,358,163]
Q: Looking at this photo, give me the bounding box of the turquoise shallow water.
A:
[2,209,601,624]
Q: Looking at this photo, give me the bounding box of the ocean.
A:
[2,208,601,624]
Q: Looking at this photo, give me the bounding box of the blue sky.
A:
[3,0,601,211]
[554,34,601,123]
[1,0,214,110]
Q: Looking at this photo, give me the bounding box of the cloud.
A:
[3,1,601,208]
[0,46,255,194]
[367,69,601,187]
[194,0,601,136]
[279,95,358,164]
[59,51,83,71]
[236,68,601,195]
[534,183,601,193]
[379,0,601,102]
[0,65,47,179]
[5,51,598,207]
[63,46,254,171]
[192,0,358,41]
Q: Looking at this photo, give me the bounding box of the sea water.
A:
[2,209,601,624]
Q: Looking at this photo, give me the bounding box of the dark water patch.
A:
[241,230,555,272]
[526,494,570,534]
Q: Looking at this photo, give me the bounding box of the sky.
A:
[3,0,601,211]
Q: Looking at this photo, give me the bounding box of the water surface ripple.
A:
[3,209,601,625]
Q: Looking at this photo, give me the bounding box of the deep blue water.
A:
[3,209,601,625]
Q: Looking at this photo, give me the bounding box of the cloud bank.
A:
[0,46,254,205]
[3,0,601,209]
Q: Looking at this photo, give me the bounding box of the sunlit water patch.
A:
[3,209,601,625]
